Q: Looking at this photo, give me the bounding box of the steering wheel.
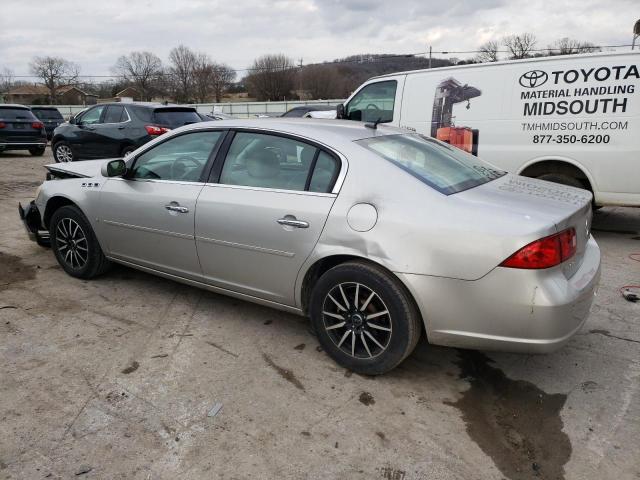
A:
[170,156,201,180]
[365,103,381,111]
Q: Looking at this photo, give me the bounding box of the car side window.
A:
[130,131,223,182]
[345,80,397,123]
[220,132,336,192]
[78,106,105,125]
[103,105,125,124]
[309,151,339,193]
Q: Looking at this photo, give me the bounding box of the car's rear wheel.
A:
[29,147,45,156]
[309,261,422,375]
[53,142,73,162]
[50,205,110,279]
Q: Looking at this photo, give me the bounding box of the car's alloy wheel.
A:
[50,205,111,279]
[310,261,422,375]
[55,217,88,270]
[55,144,73,162]
[322,282,392,359]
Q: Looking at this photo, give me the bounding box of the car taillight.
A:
[500,228,577,269]
[0,121,5,129]
[145,125,171,136]
[32,121,44,129]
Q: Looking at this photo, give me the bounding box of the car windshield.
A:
[33,109,63,120]
[357,133,505,195]
[0,108,37,121]
[153,109,201,128]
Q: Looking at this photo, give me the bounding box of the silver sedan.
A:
[19,119,601,374]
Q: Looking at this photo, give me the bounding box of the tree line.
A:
[0,34,604,104]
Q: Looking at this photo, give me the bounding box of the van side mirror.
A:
[336,104,345,119]
[101,159,127,177]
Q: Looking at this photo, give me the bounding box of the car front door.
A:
[98,130,225,280]
[73,105,106,158]
[195,131,342,306]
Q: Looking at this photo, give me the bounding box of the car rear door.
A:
[194,130,342,306]
[98,130,225,280]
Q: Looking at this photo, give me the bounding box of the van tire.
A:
[537,173,585,190]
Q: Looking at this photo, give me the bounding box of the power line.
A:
[7,43,634,79]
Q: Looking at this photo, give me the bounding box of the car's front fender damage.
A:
[18,201,49,247]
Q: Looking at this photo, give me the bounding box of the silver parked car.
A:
[19,119,601,374]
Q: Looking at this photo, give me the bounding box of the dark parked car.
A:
[0,104,47,156]
[51,102,203,162]
[30,107,64,140]
[281,105,336,118]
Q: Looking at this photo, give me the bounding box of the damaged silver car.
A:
[19,119,601,374]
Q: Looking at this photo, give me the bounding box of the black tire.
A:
[121,145,136,157]
[50,205,111,279]
[309,261,422,375]
[537,173,585,190]
[53,141,74,163]
[29,147,45,156]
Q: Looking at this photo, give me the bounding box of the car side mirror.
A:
[101,159,127,177]
[69,115,76,125]
[336,104,345,119]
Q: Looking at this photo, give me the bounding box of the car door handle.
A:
[165,204,189,213]
[117,125,126,130]
[277,217,309,228]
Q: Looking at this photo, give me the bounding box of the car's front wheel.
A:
[29,147,45,156]
[50,205,110,279]
[309,261,422,375]
[53,142,74,162]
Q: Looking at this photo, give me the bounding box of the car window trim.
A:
[125,128,228,183]
[346,79,397,123]
[100,105,131,126]
[208,128,343,194]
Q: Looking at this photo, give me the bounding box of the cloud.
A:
[0,0,635,79]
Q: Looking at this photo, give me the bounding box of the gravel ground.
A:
[1,148,638,480]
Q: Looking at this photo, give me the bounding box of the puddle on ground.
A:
[0,251,36,291]
[445,350,571,480]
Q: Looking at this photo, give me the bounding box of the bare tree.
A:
[29,56,80,104]
[210,63,236,103]
[299,64,344,99]
[0,68,15,94]
[169,45,197,103]
[503,33,537,59]
[113,51,163,101]
[192,54,215,103]
[549,37,601,55]
[476,41,500,62]
[245,54,297,101]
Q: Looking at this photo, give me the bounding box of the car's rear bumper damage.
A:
[397,235,601,353]
[18,201,49,246]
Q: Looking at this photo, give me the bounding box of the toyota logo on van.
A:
[519,70,548,88]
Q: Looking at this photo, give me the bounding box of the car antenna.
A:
[365,117,383,130]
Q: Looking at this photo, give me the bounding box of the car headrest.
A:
[247,149,280,179]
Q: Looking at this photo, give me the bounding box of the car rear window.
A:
[0,108,37,121]
[153,109,201,128]
[357,134,505,195]
[32,109,63,120]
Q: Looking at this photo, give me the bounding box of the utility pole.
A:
[298,58,303,69]
[429,46,432,69]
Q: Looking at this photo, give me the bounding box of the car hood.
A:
[45,159,115,179]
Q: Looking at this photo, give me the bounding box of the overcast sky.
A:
[1,0,636,80]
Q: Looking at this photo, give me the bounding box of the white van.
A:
[334,52,640,207]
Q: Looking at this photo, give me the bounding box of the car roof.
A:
[183,118,405,144]
[0,104,30,109]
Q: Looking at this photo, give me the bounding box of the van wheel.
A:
[309,261,422,375]
[50,205,111,279]
[537,173,585,190]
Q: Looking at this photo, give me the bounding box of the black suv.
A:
[30,107,65,140]
[51,103,203,162]
[0,104,47,156]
